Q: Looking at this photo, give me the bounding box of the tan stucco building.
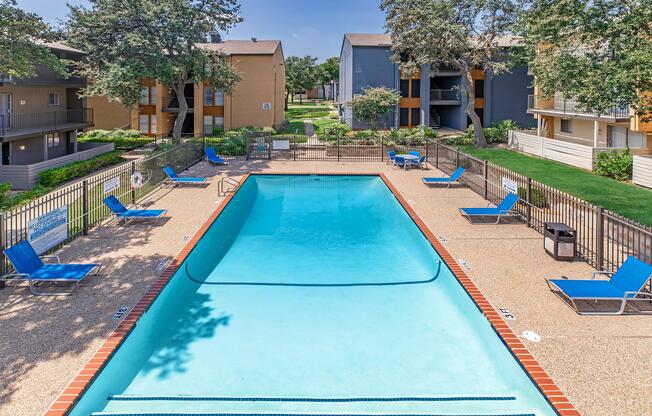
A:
[122,39,285,137]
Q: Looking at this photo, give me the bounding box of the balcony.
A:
[430,89,461,105]
[0,108,94,140]
[0,64,85,87]
[527,95,630,121]
[161,94,195,112]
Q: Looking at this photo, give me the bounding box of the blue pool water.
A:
[70,175,556,416]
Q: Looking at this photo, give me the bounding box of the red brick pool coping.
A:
[45,172,579,416]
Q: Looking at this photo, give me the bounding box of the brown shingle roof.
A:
[344,33,392,47]
[196,40,281,55]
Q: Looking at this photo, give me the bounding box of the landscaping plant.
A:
[349,87,401,130]
[594,149,633,181]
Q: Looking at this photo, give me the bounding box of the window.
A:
[400,108,409,127]
[411,108,421,126]
[560,119,572,133]
[400,80,410,98]
[150,115,157,134]
[46,133,60,147]
[48,93,60,106]
[140,87,150,105]
[204,88,224,106]
[203,115,224,134]
[140,114,156,134]
[411,79,421,98]
[204,88,214,106]
[214,89,224,106]
[474,79,485,99]
[149,87,157,104]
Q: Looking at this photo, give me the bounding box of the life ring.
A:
[130,171,145,188]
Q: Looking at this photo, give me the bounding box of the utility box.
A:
[544,222,576,261]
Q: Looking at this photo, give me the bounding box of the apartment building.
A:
[339,34,535,131]
[527,93,652,154]
[132,39,285,137]
[0,43,111,189]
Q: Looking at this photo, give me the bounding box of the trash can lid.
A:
[544,222,575,231]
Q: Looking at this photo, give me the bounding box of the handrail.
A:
[218,176,240,196]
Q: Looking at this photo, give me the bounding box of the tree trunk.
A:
[284,91,289,111]
[460,65,487,148]
[172,79,188,141]
[299,92,303,105]
[321,84,327,100]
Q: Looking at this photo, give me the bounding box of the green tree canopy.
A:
[316,57,339,100]
[284,55,318,107]
[0,0,64,79]
[349,86,401,130]
[67,0,242,139]
[381,0,519,147]
[517,0,652,120]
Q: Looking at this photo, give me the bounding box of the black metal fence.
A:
[0,141,204,273]
[433,142,652,272]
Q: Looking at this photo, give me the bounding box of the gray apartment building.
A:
[0,43,113,189]
[339,34,535,131]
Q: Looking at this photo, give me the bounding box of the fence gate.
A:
[246,132,272,160]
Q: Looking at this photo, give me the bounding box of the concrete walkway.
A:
[303,119,321,145]
[0,160,649,416]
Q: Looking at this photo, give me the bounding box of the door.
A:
[0,93,11,129]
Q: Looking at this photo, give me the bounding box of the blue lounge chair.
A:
[423,167,465,187]
[103,195,166,223]
[163,166,207,186]
[409,150,421,157]
[407,155,428,170]
[204,147,228,165]
[547,256,652,315]
[2,240,101,296]
[387,150,396,165]
[394,155,407,169]
[459,193,520,224]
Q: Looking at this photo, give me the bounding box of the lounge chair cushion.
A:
[170,177,206,183]
[423,177,455,183]
[121,209,166,218]
[460,207,503,216]
[549,279,631,299]
[4,240,44,274]
[28,264,99,281]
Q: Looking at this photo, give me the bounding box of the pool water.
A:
[70,175,556,416]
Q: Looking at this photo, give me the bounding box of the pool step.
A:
[108,395,517,403]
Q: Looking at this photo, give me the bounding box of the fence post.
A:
[483,161,488,200]
[526,177,532,228]
[435,142,439,169]
[596,207,605,271]
[82,180,89,236]
[455,148,460,168]
[337,136,340,162]
[268,134,271,160]
[0,212,5,287]
[131,161,137,204]
[293,139,296,161]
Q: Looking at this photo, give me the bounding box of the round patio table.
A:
[395,154,419,169]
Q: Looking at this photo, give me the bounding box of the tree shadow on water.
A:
[140,293,231,380]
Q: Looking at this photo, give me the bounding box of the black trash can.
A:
[544,222,576,261]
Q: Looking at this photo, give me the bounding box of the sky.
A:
[16,0,388,61]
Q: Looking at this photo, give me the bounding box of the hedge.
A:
[78,129,155,150]
[38,151,125,188]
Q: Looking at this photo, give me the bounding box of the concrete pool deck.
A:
[0,160,649,416]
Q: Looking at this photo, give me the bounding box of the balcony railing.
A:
[160,94,196,111]
[430,89,460,102]
[0,64,85,86]
[527,95,629,119]
[0,108,94,136]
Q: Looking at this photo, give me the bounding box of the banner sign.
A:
[27,205,68,254]
[273,140,290,150]
[501,177,518,194]
[103,177,120,194]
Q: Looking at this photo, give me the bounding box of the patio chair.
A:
[103,195,167,223]
[459,192,520,224]
[423,167,465,188]
[387,150,396,165]
[547,256,652,315]
[407,155,428,170]
[2,240,101,296]
[394,155,407,169]
[204,147,228,165]
[409,150,421,157]
[163,166,207,186]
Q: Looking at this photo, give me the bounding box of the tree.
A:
[284,55,318,108]
[0,0,65,79]
[349,87,401,130]
[67,0,242,140]
[381,0,519,148]
[317,57,339,100]
[517,0,652,120]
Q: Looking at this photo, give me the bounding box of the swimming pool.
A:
[68,174,558,416]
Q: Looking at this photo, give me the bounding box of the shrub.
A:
[38,151,125,188]
[517,186,549,208]
[78,129,153,150]
[461,119,520,145]
[594,148,633,181]
[212,127,225,136]
[320,123,352,139]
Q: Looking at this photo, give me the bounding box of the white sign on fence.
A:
[273,140,290,150]
[27,205,68,254]
[103,177,120,194]
[501,177,518,194]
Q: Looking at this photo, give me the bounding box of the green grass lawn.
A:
[281,102,337,136]
[459,145,652,226]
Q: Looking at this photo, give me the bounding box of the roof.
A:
[35,41,86,55]
[196,40,281,55]
[344,33,392,47]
